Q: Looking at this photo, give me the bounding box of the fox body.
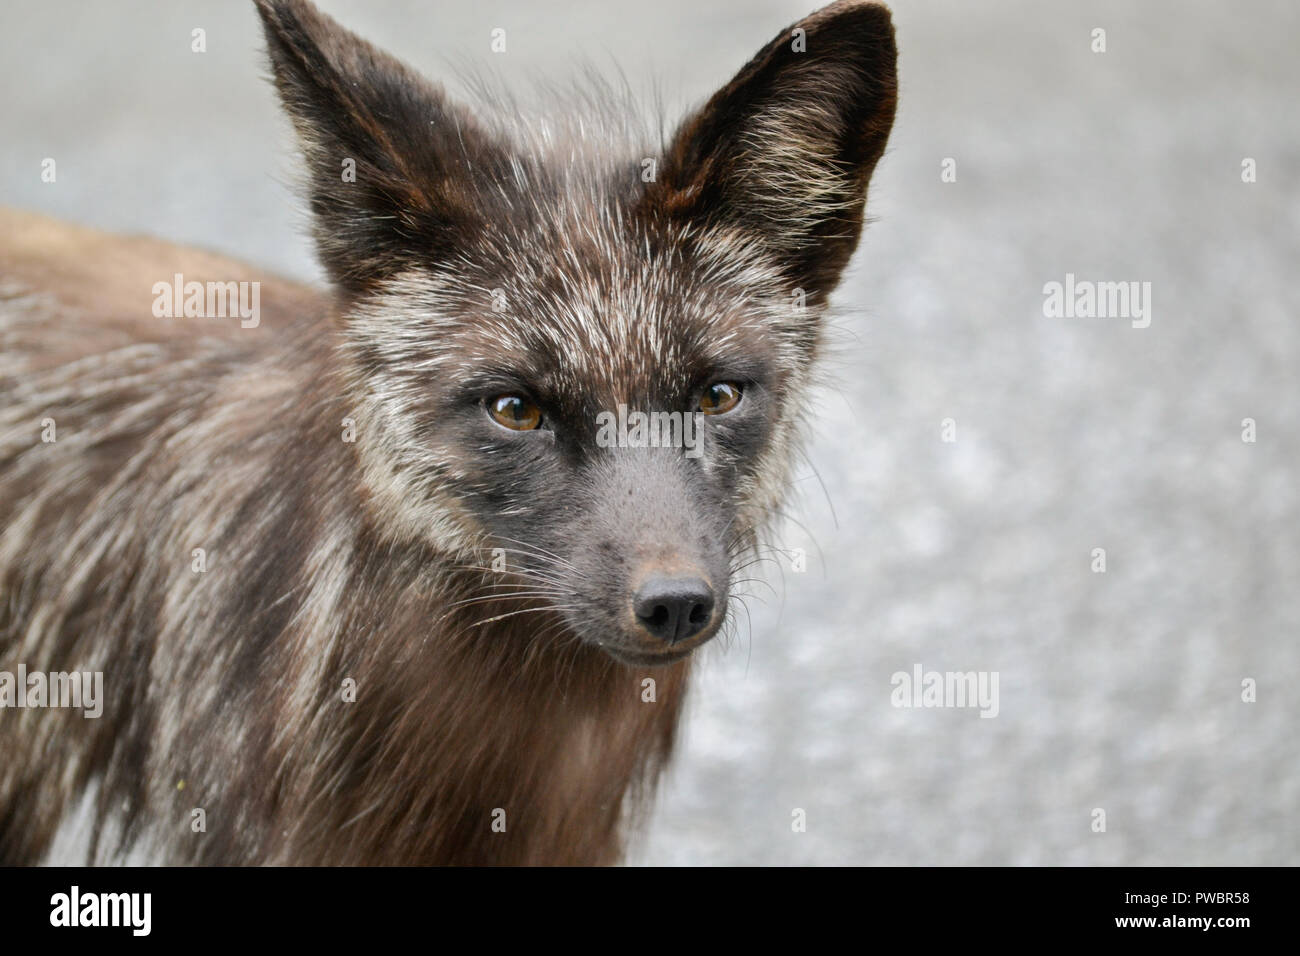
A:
[0,0,896,864]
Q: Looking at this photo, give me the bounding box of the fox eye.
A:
[487,394,542,431]
[698,382,742,415]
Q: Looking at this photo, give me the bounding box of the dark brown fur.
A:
[0,1,896,864]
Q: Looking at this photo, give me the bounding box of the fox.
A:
[0,0,897,865]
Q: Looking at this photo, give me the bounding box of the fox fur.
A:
[0,0,897,864]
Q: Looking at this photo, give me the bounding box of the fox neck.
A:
[278,586,692,864]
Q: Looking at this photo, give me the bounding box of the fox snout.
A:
[538,449,734,666]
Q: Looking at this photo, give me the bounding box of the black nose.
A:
[633,576,715,644]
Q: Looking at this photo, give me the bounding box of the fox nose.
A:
[633,576,715,644]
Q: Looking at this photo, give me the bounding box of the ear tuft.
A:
[253,0,506,297]
[653,1,898,298]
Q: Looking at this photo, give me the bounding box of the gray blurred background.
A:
[2,0,1296,864]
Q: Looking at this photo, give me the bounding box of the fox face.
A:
[256,0,897,665]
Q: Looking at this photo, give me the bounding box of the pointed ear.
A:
[654,1,898,300]
[253,0,507,297]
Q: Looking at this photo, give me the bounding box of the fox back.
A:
[0,0,896,865]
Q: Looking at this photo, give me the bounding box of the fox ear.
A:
[253,0,506,297]
[655,1,898,300]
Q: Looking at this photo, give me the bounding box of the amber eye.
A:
[487,394,542,431]
[698,382,742,415]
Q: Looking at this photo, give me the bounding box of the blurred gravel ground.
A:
[2,0,1296,864]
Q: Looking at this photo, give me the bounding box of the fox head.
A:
[254,0,897,666]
